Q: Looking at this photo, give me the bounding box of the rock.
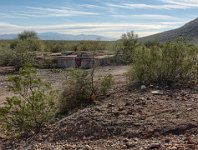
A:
[84,144,92,150]
[187,108,193,111]
[146,97,151,100]
[141,85,147,90]
[123,138,129,143]
[113,111,119,117]
[169,146,178,150]
[64,144,76,149]
[145,143,161,150]
[151,90,163,95]
[107,103,115,108]
[125,142,136,148]
[127,110,133,115]
[188,144,196,149]
[125,102,131,106]
[118,106,124,111]
[149,85,154,87]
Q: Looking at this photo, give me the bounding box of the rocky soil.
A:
[0,66,198,149]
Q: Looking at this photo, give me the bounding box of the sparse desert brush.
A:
[114,31,140,64]
[0,47,15,66]
[58,69,93,114]
[58,68,114,115]
[128,38,198,87]
[0,66,57,135]
[98,74,114,95]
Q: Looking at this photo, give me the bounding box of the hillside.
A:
[140,18,198,45]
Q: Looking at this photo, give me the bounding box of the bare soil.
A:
[0,66,198,150]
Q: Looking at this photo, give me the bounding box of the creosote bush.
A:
[58,69,92,114]
[0,66,57,135]
[99,74,114,95]
[0,47,15,66]
[114,31,140,64]
[128,38,198,86]
[58,68,114,114]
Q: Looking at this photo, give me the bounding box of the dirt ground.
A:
[0,66,129,105]
[0,65,198,150]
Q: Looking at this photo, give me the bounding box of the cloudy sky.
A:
[0,0,198,38]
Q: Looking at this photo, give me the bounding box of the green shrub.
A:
[114,31,140,64]
[0,66,57,135]
[13,40,37,70]
[0,47,15,66]
[35,58,56,69]
[128,38,198,86]
[58,69,114,114]
[99,74,114,95]
[58,69,92,114]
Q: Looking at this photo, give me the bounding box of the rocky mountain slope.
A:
[140,18,198,45]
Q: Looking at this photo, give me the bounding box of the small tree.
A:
[17,31,38,40]
[114,31,140,64]
[12,31,44,70]
[0,66,57,135]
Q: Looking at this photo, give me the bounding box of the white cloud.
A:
[106,0,198,10]
[0,21,186,38]
[0,6,99,19]
[107,3,187,10]
[28,7,99,17]
[161,0,198,7]
[111,14,178,20]
[80,4,104,9]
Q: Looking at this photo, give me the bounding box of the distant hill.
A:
[140,18,198,45]
[0,32,113,41]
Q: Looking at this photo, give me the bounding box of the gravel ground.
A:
[0,65,198,150]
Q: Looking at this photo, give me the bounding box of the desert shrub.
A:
[12,39,39,70]
[0,66,57,135]
[98,74,114,95]
[0,47,15,66]
[17,31,38,40]
[128,38,198,86]
[35,58,57,69]
[10,31,45,70]
[114,31,140,64]
[58,69,92,114]
[58,69,114,114]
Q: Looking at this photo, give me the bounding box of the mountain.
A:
[0,32,113,41]
[140,18,198,45]
[0,34,17,40]
[38,32,113,41]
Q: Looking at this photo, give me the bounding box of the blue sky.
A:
[0,0,198,38]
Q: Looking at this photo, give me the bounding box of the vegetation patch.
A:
[0,66,57,135]
[128,38,198,87]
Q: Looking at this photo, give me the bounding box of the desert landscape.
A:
[0,65,198,149]
[1,1,198,150]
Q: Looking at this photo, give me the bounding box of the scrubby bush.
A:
[58,69,114,114]
[0,66,57,135]
[17,31,38,40]
[13,41,36,70]
[10,31,45,70]
[128,38,198,86]
[58,69,92,114]
[35,58,57,69]
[114,31,140,64]
[0,47,15,66]
[99,74,114,95]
